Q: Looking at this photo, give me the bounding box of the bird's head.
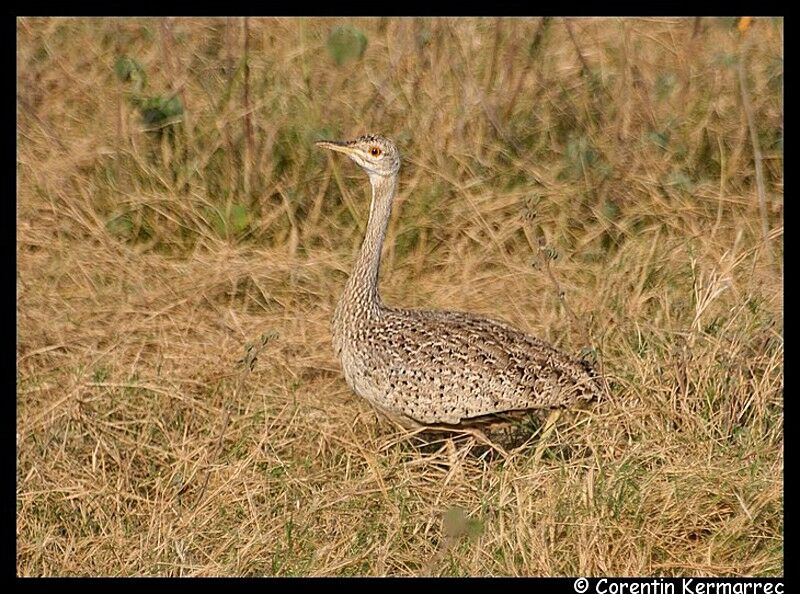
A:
[315,133,400,179]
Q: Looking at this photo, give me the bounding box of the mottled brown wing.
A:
[354,308,600,424]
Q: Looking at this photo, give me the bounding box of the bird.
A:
[315,133,602,431]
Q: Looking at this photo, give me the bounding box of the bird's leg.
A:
[393,420,510,458]
[455,426,509,458]
[533,409,562,463]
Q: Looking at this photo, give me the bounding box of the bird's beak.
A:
[315,139,355,156]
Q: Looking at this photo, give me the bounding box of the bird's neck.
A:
[341,172,397,318]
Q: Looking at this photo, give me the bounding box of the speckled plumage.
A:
[316,134,601,427]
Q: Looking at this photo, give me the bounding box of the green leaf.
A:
[114,56,147,93]
[230,204,251,234]
[106,213,134,240]
[561,134,606,180]
[603,199,621,220]
[528,16,552,58]
[92,367,110,382]
[326,25,368,66]
[139,95,183,128]
[202,206,227,238]
[648,130,670,150]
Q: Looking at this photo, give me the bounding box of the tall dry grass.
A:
[17,17,782,576]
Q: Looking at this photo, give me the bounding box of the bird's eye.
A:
[370,146,382,157]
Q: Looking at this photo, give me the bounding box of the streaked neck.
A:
[342,172,397,317]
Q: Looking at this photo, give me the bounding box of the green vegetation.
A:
[17,17,782,576]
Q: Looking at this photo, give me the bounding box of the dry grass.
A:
[16,17,783,576]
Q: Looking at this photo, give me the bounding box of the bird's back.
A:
[335,305,601,425]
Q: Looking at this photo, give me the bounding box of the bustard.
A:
[316,134,601,430]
